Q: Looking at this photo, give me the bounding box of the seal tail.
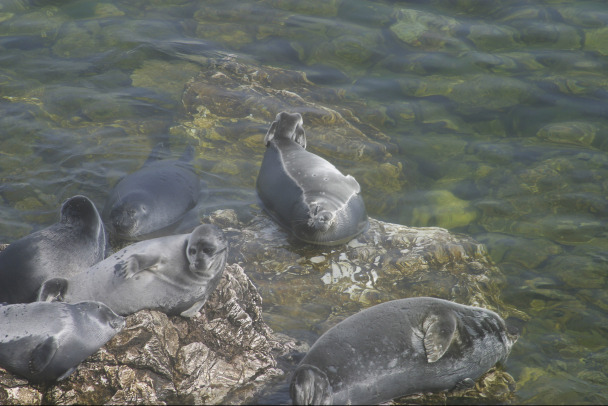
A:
[290,364,333,405]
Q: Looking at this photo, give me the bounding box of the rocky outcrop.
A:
[0,262,297,405]
[1,210,523,404]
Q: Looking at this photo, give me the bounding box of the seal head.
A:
[103,144,202,241]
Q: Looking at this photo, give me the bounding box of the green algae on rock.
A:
[176,57,408,215]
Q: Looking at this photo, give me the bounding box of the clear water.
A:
[1,0,608,404]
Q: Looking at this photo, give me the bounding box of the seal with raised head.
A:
[0,301,125,383]
[290,297,520,405]
[256,111,368,246]
[0,195,107,304]
[102,143,203,241]
[38,224,228,318]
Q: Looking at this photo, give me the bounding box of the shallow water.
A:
[1,0,608,404]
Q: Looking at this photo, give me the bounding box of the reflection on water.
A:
[1,0,608,403]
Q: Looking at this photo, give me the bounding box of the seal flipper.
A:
[37,278,69,302]
[29,336,58,377]
[115,253,161,279]
[180,144,195,162]
[290,364,332,405]
[263,121,278,146]
[453,377,476,391]
[422,312,457,363]
[143,142,170,166]
[180,299,205,318]
[56,366,78,381]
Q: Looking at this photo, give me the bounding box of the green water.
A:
[1,0,608,404]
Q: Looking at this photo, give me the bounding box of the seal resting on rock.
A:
[256,111,368,246]
[0,195,107,304]
[38,224,228,318]
[290,297,519,405]
[102,143,203,241]
[0,301,125,383]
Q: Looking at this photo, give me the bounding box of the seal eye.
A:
[202,247,215,255]
[188,248,197,256]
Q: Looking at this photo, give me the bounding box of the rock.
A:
[1,208,524,404]
[0,262,297,405]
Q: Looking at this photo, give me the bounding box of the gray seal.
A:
[38,224,228,318]
[290,297,519,405]
[0,195,107,304]
[102,143,202,241]
[0,301,125,383]
[256,112,368,246]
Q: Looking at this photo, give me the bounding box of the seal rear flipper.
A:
[180,144,195,162]
[37,278,69,302]
[29,336,58,378]
[422,312,457,363]
[263,120,278,146]
[290,364,332,405]
[143,142,170,166]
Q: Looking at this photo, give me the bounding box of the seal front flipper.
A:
[37,278,69,302]
[453,377,476,391]
[290,364,332,405]
[29,336,58,377]
[180,299,205,318]
[115,254,161,279]
[422,312,457,363]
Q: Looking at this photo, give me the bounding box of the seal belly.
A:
[256,139,368,245]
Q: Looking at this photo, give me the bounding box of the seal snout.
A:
[307,204,335,232]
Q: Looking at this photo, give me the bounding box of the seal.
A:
[0,301,125,383]
[38,224,228,317]
[290,297,519,405]
[0,195,107,304]
[256,111,368,246]
[102,143,203,241]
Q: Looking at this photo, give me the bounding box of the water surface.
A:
[1,0,607,404]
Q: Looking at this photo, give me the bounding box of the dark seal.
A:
[0,301,124,383]
[0,195,107,304]
[38,224,228,317]
[290,297,519,405]
[102,143,202,241]
[256,112,368,245]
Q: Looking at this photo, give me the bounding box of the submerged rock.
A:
[175,56,408,215]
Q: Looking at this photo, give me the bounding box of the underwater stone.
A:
[390,8,465,51]
[584,26,608,55]
[411,189,478,229]
[536,121,599,147]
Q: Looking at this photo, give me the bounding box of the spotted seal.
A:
[102,143,203,241]
[290,297,519,405]
[0,195,107,304]
[38,224,228,317]
[256,111,368,246]
[0,301,124,383]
